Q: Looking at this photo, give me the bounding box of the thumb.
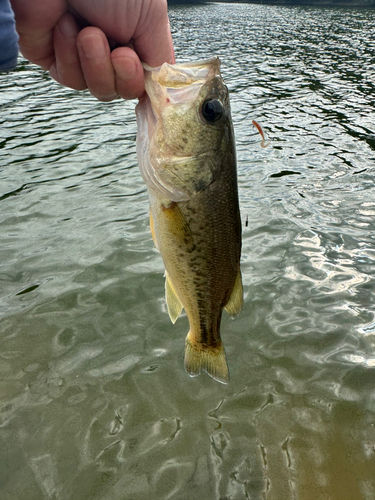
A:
[132,0,175,67]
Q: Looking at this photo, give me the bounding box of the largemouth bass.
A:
[135,57,242,384]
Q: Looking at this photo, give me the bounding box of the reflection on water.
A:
[1,3,375,499]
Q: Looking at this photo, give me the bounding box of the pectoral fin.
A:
[149,212,159,249]
[165,272,184,324]
[224,270,243,318]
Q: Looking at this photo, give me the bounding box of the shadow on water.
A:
[1,3,375,500]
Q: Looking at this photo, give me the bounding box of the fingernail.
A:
[58,16,78,38]
[79,35,106,60]
[112,56,136,81]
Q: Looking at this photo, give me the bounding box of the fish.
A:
[135,57,243,384]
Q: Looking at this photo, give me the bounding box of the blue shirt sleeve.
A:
[0,0,19,71]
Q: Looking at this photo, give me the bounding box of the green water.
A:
[1,3,375,499]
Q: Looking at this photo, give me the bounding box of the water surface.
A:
[1,3,375,499]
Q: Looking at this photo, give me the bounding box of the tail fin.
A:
[184,335,229,384]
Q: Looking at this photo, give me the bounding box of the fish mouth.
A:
[136,94,191,202]
[142,56,221,88]
[136,93,156,141]
[142,56,219,71]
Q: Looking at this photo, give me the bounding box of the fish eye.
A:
[201,99,224,124]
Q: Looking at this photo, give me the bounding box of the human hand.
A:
[10,0,175,101]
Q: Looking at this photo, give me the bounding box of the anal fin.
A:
[165,272,183,324]
[224,269,243,318]
[184,335,229,384]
